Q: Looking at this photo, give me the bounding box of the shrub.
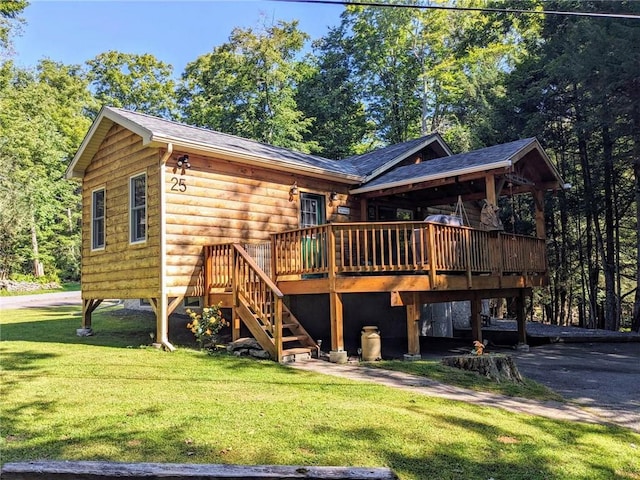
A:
[186,303,228,349]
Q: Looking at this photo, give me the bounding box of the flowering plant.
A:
[186,303,228,349]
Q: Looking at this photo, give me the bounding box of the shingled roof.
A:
[350,138,558,194]
[68,107,562,194]
[67,107,361,181]
[341,134,452,180]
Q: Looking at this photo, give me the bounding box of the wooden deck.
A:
[206,221,547,294]
[203,222,546,360]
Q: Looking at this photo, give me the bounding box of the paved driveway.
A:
[0,291,81,310]
[505,342,640,431]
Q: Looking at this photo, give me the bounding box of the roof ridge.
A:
[107,106,337,163]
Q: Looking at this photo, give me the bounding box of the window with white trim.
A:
[130,173,147,243]
[91,188,105,250]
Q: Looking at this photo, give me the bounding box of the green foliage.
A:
[0,60,90,280]
[296,28,372,159]
[0,0,28,58]
[489,0,640,330]
[86,50,177,118]
[179,21,317,152]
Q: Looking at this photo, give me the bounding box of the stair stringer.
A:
[235,300,277,359]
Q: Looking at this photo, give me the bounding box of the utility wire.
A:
[271,0,640,19]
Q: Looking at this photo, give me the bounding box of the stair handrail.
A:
[232,244,284,360]
[233,244,283,298]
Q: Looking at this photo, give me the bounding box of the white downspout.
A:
[159,144,175,351]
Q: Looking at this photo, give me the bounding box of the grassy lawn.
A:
[367,360,564,402]
[1,305,639,480]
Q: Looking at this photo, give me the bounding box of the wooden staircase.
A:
[223,244,317,363]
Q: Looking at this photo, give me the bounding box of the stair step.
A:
[281,347,313,364]
[281,335,307,343]
[282,323,298,329]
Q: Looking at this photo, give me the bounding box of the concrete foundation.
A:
[329,350,348,364]
[403,354,422,362]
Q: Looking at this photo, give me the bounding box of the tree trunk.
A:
[602,125,618,331]
[30,215,44,278]
[633,134,640,333]
[577,126,599,328]
[442,354,524,383]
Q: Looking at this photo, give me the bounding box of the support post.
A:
[516,289,529,350]
[485,173,497,205]
[534,190,546,239]
[79,298,102,335]
[328,224,346,363]
[405,293,421,360]
[470,295,482,343]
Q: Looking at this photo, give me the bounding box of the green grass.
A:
[1,305,639,480]
[368,360,564,401]
[0,282,80,297]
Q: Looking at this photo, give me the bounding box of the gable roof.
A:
[66,106,362,181]
[350,137,564,195]
[341,133,452,180]
[68,107,563,197]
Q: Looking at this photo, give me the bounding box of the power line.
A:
[271,0,640,19]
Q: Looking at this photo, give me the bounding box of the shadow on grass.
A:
[1,305,198,349]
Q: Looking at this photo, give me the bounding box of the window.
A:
[91,188,105,250]
[130,173,147,243]
[184,297,202,308]
[300,193,325,228]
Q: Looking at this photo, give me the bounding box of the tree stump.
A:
[441,354,524,383]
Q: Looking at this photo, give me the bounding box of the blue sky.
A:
[13,1,345,74]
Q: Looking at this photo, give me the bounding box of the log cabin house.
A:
[67,106,565,362]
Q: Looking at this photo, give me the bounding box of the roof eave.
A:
[65,107,154,179]
[349,160,512,195]
[362,134,451,182]
[149,134,364,184]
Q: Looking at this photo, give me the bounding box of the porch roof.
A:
[350,138,565,195]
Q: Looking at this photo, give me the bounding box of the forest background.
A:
[1,0,639,333]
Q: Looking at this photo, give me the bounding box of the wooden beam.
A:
[516,289,527,346]
[406,293,420,355]
[485,173,497,205]
[81,299,103,328]
[470,295,482,343]
[534,190,546,239]
[328,225,344,351]
[167,296,184,316]
[360,168,511,199]
[329,292,344,351]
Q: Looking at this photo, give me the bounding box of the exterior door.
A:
[300,193,326,228]
[300,193,326,272]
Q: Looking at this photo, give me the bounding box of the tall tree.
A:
[492,1,640,331]
[296,26,371,159]
[335,0,533,150]
[0,60,92,280]
[0,0,28,58]
[179,21,316,152]
[86,50,177,118]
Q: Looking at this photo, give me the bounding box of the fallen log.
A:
[441,354,524,383]
[0,461,398,479]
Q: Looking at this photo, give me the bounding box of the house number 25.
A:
[171,177,187,192]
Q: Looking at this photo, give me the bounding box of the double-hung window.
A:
[130,173,147,243]
[91,188,105,250]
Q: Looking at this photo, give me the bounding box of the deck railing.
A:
[204,222,547,290]
[270,222,547,278]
